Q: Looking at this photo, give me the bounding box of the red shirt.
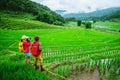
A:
[23,41,30,53]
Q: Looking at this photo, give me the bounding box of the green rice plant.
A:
[0,60,51,80]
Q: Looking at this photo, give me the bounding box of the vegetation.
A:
[65,17,77,22]
[77,20,82,26]
[0,1,120,80]
[94,21,120,32]
[0,0,65,25]
[0,27,120,80]
[85,21,92,29]
[0,60,50,80]
[63,7,120,21]
[0,11,63,29]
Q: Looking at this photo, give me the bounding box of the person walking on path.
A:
[31,35,44,71]
[23,36,31,64]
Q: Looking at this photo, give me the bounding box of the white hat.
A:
[21,35,27,39]
[26,36,29,39]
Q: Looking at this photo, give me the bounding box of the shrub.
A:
[53,21,64,26]
[85,22,92,29]
[119,30,120,32]
[82,21,86,25]
[77,20,82,26]
[93,20,96,23]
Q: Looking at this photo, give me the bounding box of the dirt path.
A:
[69,69,101,80]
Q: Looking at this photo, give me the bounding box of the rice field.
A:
[0,28,120,80]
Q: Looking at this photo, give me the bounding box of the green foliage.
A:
[109,18,120,22]
[53,21,64,26]
[0,61,51,80]
[0,15,63,30]
[85,22,92,29]
[0,11,35,20]
[77,20,82,26]
[0,16,1,21]
[94,21,120,32]
[65,17,77,22]
[93,20,96,23]
[102,10,120,21]
[36,12,54,24]
[0,0,65,24]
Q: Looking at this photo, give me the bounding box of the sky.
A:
[31,0,120,14]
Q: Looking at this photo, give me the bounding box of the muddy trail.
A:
[69,69,107,80]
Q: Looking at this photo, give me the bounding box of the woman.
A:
[23,36,31,64]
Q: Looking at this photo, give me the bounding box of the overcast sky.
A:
[31,0,120,13]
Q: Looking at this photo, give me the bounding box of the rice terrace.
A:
[0,0,120,80]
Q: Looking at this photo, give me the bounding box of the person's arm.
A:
[39,42,42,52]
[30,42,33,52]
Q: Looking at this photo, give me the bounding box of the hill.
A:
[0,11,63,30]
[63,7,120,20]
[0,0,65,24]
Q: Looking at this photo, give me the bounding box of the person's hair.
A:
[21,39,23,42]
[34,36,39,41]
[26,38,30,42]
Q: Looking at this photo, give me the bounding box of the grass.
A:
[94,21,120,32]
[0,28,120,80]
[0,11,120,80]
[0,18,63,29]
[0,11,63,30]
[64,21,78,27]
[0,50,51,80]
[0,29,119,51]
[0,10,35,19]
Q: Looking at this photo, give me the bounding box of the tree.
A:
[65,17,76,22]
[85,22,92,29]
[77,20,82,26]
[0,0,65,24]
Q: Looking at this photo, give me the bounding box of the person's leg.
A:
[27,56,31,64]
[34,57,39,69]
[34,57,37,65]
[26,57,27,63]
[25,54,27,63]
[39,55,44,71]
[26,53,31,64]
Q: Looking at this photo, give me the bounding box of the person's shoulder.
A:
[31,41,35,44]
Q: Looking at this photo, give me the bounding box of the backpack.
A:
[31,42,40,56]
[19,42,24,52]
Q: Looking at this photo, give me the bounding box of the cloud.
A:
[31,0,120,13]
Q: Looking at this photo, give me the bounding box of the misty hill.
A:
[63,7,120,20]
[0,0,65,25]
[55,10,66,16]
